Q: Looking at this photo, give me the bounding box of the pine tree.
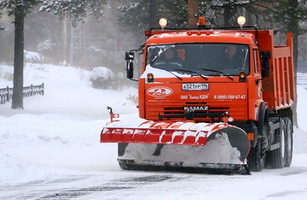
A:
[0,0,38,109]
[0,0,106,109]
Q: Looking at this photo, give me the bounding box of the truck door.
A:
[252,49,263,119]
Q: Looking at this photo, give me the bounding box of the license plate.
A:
[182,83,209,91]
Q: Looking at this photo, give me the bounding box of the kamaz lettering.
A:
[184,106,209,112]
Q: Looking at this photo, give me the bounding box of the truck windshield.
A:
[147,43,250,76]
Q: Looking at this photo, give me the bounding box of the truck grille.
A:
[162,106,229,122]
[146,101,247,122]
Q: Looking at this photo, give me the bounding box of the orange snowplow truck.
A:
[100,17,295,174]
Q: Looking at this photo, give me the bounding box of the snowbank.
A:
[0,63,137,184]
[0,63,307,186]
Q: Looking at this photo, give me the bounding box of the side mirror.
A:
[126,61,134,79]
[260,51,271,78]
[125,52,134,79]
[125,52,134,61]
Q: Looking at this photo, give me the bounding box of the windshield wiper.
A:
[172,69,208,80]
[149,47,172,65]
[198,68,234,80]
[150,54,160,65]
[166,69,183,81]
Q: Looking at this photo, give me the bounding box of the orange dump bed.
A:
[258,31,295,110]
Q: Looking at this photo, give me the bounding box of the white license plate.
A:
[182,83,209,91]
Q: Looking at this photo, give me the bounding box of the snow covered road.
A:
[1,64,307,200]
[1,158,307,200]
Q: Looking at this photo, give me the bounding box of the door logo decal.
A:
[147,86,173,98]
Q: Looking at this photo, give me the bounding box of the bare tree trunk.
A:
[63,13,68,65]
[224,5,232,26]
[287,0,299,127]
[12,4,24,109]
[188,0,198,26]
[149,0,158,28]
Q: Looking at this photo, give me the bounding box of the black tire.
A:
[284,117,293,167]
[118,143,129,170]
[267,118,286,168]
[118,143,128,156]
[118,161,129,170]
[248,138,265,172]
[248,105,268,172]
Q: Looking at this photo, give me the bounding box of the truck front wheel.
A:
[247,137,265,172]
[248,104,269,171]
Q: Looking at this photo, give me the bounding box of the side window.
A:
[253,49,259,74]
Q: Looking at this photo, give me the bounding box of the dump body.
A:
[258,31,295,110]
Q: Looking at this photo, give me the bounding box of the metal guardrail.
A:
[297,72,307,89]
[298,63,307,73]
[0,83,44,104]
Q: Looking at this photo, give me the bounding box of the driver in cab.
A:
[154,48,183,70]
[224,45,239,67]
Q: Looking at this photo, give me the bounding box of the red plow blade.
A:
[101,120,250,161]
[101,127,208,146]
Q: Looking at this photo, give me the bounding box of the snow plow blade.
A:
[100,121,250,174]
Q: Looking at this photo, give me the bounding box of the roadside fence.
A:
[0,83,44,104]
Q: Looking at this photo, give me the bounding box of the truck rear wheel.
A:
[268,119,285,168]
[283,117,293,167]
[266,117,293,168]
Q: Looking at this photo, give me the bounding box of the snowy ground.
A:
[1,63,307,199]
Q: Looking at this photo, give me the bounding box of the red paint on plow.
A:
[101,121,240,146]
[101,127,209,146]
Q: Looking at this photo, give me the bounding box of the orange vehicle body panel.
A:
[257,31,295,110]
[140,77,248,121]
[138,29,295,123]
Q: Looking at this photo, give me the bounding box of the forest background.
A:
[1,0,307,72]
[1,0,307,114]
